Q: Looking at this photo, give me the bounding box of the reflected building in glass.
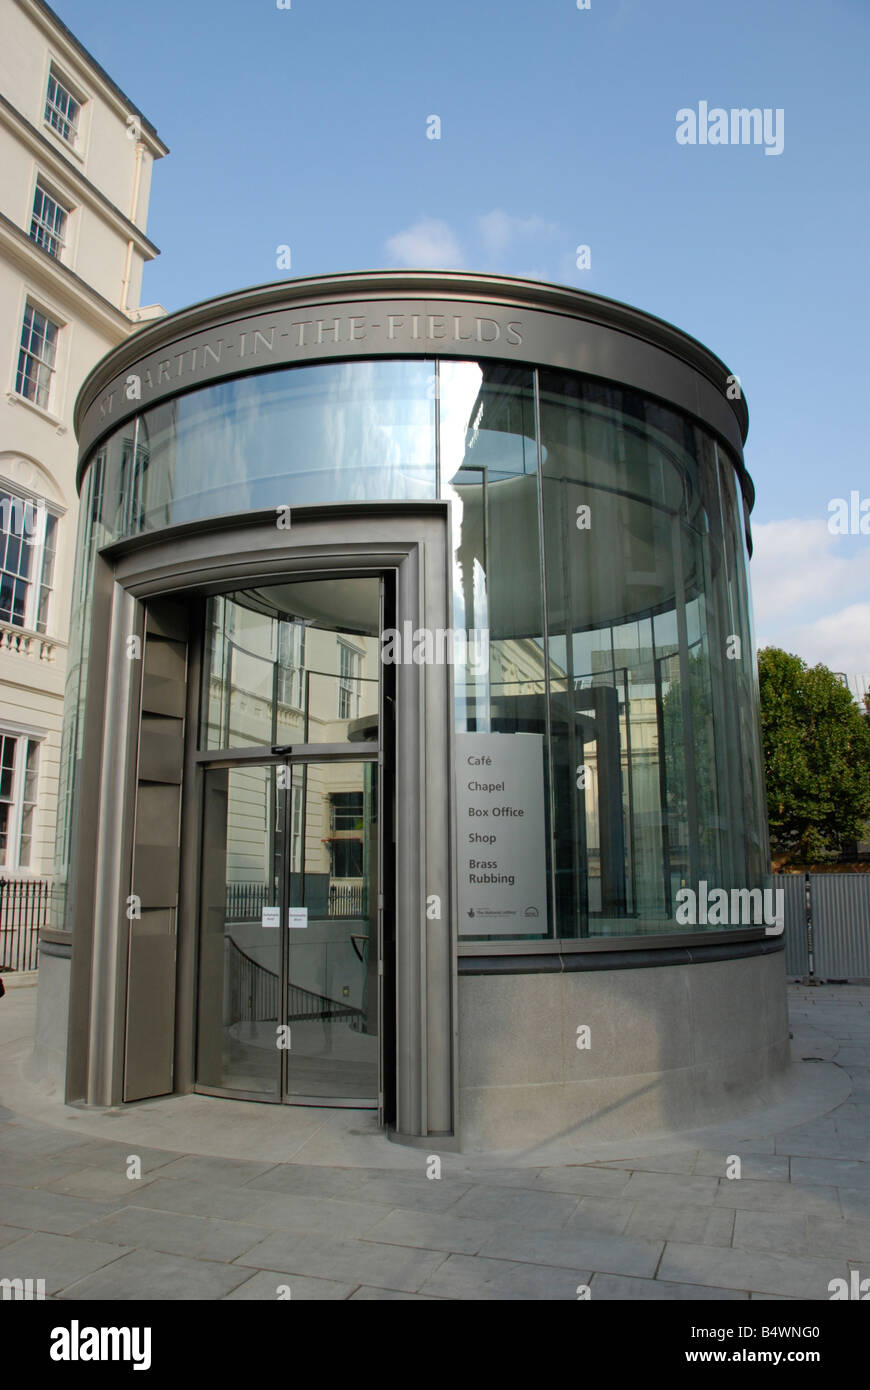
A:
[35,272,788,1148]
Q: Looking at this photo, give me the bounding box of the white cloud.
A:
[750,518,870,670]
[791,603,870,674]
[477,209,559,259]
[384,218,464,268]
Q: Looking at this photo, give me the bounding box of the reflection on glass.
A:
[195,761,378,1103]
[540,372,765,939]
[86,360,437,539]
[196,764,281,1096]
[201,580,380,750]
[65,353,767,951]
[441,362,552,939]
[285,761,378,1101]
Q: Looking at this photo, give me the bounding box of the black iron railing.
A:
[226,936,364,1027]
[226,880,365,921]
[0,878,50,971]
[328,881,365,917]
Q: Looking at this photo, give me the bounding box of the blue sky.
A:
[52,0,870,677]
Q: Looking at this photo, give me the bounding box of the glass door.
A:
[197,761,283,1100]
[196,755,379,1105]
[282,759,379,1104]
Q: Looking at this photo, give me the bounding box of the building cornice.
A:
[0,94,161,258]
[0,209,140,341]
[73,272,754,515]
[17,0,168,157]
[74,269,750,443]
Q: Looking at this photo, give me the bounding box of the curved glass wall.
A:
[55,355,767,944]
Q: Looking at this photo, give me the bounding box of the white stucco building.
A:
[0,0,166,880]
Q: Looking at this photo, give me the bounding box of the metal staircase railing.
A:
[226,936,365,1027]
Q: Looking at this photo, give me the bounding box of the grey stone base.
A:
[458,951,790,1150]
[32,944,71,1087]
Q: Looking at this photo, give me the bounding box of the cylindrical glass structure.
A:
[56,273,767,948]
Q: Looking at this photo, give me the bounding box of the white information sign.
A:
[456,733,547,935]
[288,907,309,930]
[261,906,280,929]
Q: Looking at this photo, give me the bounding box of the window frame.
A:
[43,62,83,148]
[337,639,363,720]
[14,300,62,413]
[276,619,305,710]
[0,480,62,635]
[29,178,71,261]
[0,727,43,873]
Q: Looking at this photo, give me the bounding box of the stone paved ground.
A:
[1,982,869,1300]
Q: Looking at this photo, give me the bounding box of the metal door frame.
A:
[192,743,381,1109]
[64,503,456,1143]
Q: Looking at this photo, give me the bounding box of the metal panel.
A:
[141,674,187,719]
[124,924,176,1101]
[124,602,189,1101]
[138,716,184,783]
[811,875,870,981]
[780,874,810,978]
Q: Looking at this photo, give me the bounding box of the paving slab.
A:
[588,1150,699,1175]
[658,1241,850,1300]
[44,1168,158,1202]
[244,1164,375,1201]
[362,1207,497,1255]
[448,1185,579,1229]
[243,1192,387,1238]
[564,1197,634,1236]
[0,1223,27,1251]
[0,1126,94,1161]
[692,1151,790,1181]
[48,1138,180,1175]
[624,1202,734,1247]
[348,1285,447,1300]
[1,983,869,1301]
[357,1172,471,1214]
[0,1231,130,1294]
[223,1270,354,1300]
[533,1166,632,1197]
[620,1172,721,1207]
[76,1206,267,1263]
[590,1272,747,1300]
[234,1231,448,1293]
[0,1184,118,1235]
[713,1176,842,1217]
[152,1155,279,1186]
[479,1226,663,1279]
[0,1153,95,1189]
[109,1176,278,1223]
[789,1156,870,1189]
[418,1252,590,1300]
[838,1187,870,1220]
[59,1247,252,1300]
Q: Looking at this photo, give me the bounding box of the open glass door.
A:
[194,574,385,1108]
[282,759,379,1104]
[197,762,282,1100]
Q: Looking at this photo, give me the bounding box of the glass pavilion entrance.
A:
[193,577,386,1108]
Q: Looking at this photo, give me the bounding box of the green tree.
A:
[757,647,870,863]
